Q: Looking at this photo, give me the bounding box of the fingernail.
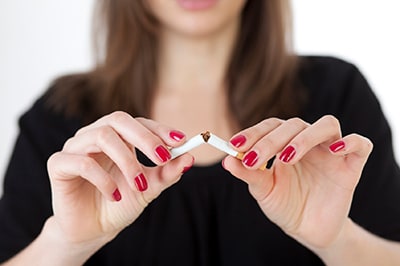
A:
[134,173,148,192]
[112,188,122,202]
[279,145,296,163]
[221,158,227,170]
[155,145,171,162]
[182,165,192,173]
[329,140,345,153]
[243,150,258,167]
[182,157,195,173]
[169,130,185,141]
[230,135,246,148]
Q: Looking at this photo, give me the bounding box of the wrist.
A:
[38,217,115,265]
[310,218,400,266]
[310,217,354,264]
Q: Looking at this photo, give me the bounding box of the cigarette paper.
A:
[170,134,205,159]
[206,132,268,170]
[206,132,239,157]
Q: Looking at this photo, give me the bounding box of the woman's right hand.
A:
[46,111,193,248]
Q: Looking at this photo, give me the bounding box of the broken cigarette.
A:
[169,131,272,170]
[170,133,204,160]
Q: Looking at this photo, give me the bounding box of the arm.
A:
[2,217,110,266]
[314,218,400,265]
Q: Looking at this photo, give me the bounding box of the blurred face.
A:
[146,0,247,38]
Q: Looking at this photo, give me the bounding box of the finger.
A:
[222,156,274,202]
[150,154,194,191]
[75,111,171,165]
[47,152,118,202]
[329,134,373,173]
[63,126,148,192]
[136,117,186,147]
[131,154,194,204]
[240,117,308,169]
[278,115,342,164]
[229,118,283,151]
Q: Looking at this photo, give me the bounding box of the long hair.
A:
[47,0,305,127]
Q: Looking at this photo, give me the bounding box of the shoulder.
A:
[18,91,82,157]
[297,55,377,123]
[298,55,361,90]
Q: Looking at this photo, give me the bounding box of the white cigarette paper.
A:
[170,134,205,159]
[207,133,239,157]
[169,131,269,170]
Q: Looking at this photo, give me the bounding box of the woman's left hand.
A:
[223,115,373,250]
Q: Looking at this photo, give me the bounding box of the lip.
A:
[176,0,218,11]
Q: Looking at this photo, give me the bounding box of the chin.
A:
[148,0,246,38]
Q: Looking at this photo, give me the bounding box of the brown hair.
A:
[47,0,305,128]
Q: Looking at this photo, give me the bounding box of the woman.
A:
[1,0,400,265]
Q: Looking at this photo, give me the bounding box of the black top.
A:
[1,56,399,265]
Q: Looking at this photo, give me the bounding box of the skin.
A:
[3,0,400,265]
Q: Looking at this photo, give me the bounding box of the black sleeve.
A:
[302,56,400,241]
[339,63,400,241]
[0,97,80,262]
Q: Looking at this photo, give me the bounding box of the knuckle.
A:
[287,117,306,129]
[322,115,340,129]
[96,126,115,146]
[135,116,148,124]
[78,157,96,173]
[109,111,131,124]
[62,137,74,151]
[258,117,282,128]
[47,152,61,169]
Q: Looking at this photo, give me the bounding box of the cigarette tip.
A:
[201,131,211,142]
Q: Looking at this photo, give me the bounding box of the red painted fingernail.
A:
[113,188,122,202]
[329,140,345,153]
[155,145,171,162]
[182,157,195,173]
[243,151,259,167]
[134,173,148,192]
[182,165,192,173]
[279,145,296,163]
[221,158,227,170]
[169,130,185,141]
[230,135,246,148]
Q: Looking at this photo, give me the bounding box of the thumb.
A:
[223,156,274,201]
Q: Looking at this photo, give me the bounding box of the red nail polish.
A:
[279,145,296,163]
[230,135,246,148]
[221,158,226,170]
[243,151,258,167]
[182,165,192,173]
[113,188,122,202]
[155,145,171,162]
[182,157,195,173]
[134,173,148,192]
[329,140,345,153]
[169,130,185,141]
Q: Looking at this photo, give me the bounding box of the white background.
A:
[0,1,399,196]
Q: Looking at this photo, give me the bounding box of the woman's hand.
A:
[47,111,194,247]
[223,115,373,250]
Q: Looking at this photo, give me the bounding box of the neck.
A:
[157,20,239,93]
